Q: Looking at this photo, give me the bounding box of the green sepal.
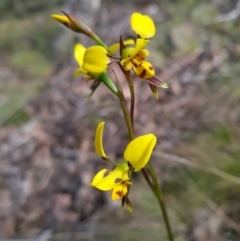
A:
[98,72,118,96]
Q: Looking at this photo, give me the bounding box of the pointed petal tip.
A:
[147,76,169,89]
[95,122,107,158]
[161,83,169,89]
[153,92,158,99]
[51,14,65,21]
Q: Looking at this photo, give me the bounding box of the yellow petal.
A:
[121,38,149,66]
[51,14,80,32]
[132,59,155,79]
[131,12,156,39]
[74,43,86,67]
[124,134,157,172]
[95,122,107,158]
[90,169,111,188]
[108,39,134,54]
[122,61,133,71]
[51,14,72,28]
[83,46,110,74]
[112,182,128,201]
[91,162,130,191]
[136,49,149,60]
[73,67,88,76]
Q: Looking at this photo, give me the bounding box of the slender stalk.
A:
[118,64,135,130]
[113,70,134,140]
[118,92,134,140]
[147,163,174,241]
[125,71,135,129]
[118,70,174,241]
[141,168,158,197]
[111,42,174,240]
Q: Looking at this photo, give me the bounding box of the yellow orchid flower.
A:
[74,44,110,77]
[74,38,135,77]
[120,13,168,97]
[90,162,131,201]
[74,43,119,95]
[120,39,168,88]
[91,122,157,202]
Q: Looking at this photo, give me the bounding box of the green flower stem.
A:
[117,70,174,241]
[117,87,134,141]
[125,72,135,130]
[105,41,174,240]
[102,156,118,166]
[141,168,158,196]
[92,34,109,52]
[147,163,174,241]
[118,65,135,129]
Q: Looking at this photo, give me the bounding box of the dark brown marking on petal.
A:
[139,69,147,78]
[137,34,141,38]
[139,62,142,67]
[116,190,124,198]
[128,55,130,57]
[132,62,138,68]
[115,178,122,183]
[103,170,110,178]
[149,66,153,70]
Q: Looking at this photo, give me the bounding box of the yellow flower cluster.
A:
[52,12,168,97]
[91,122,156,210]
[51,11,162,210]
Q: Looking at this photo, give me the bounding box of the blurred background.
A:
[0,0,240,240]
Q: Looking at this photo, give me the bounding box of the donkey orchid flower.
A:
[91,122,157,201]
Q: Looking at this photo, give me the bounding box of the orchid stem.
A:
[118,64,135,130]
[113,70,134,141]
[117,91,134,141]
[147,163,174,241]
[125,71,135,130]
[117,68,174,241]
